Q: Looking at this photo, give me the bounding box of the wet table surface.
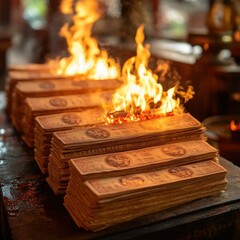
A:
[1,95,240,240]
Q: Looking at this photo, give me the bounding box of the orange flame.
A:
[105,25,194,124]
[56,0,120,79]
[59,0,73,15]
[230,120,240,131]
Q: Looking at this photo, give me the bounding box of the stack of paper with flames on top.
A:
[11,79,121,133]
[21,91,114,147]
[6,0,121,148]
[5,0,226,231]
[47,113,206,195]
[62,25,227,231]
[46,23,199,194]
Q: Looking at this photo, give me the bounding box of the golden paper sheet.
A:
[71,140,218,177]
[8,63,56,72]
[35,109,104,130]
[85,160,227,198]
[54,113,203,146]
[24,92,112,113]
[15,79,121,93]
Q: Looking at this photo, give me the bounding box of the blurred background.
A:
[1,0,240,164]
[0,1,239,64]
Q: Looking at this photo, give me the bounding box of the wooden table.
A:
[0,97,240,240]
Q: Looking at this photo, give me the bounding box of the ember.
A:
[105,25,194,124]
[230,120,240,132]
[230,120,240,141]
[106,110,174,125]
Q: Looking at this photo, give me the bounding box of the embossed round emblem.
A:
[61,113,82,125]
[119,176,145,187]
[105,154,130,168]
[168,166,193,178]
[49,98,67,107]
[71,80,89,88]
[85,127,110,139]
[39,81,55,90]
[161,145,186,157]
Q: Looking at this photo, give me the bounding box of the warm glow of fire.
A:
[59,0,73,14]
[105,25,194,124]
[203,43,209,51]
[230,120,240,131]
[56,0,120,79]
[234,31,240,42]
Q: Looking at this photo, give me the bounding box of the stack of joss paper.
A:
[64,140,219,179]
[6,64,60,114]
[10,78,121,131]
[64,159,227,231]
[34,108,105,174]
[47,113,206,194]
[8,63,56,72]
[21,91,113,147]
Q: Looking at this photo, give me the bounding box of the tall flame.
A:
[106,25,194,124]
[56,0,120,79]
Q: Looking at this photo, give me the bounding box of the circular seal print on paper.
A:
[161,145,186,157]
[105,154,131,168]
[119,176,145,187]
[38,81,55,90]
[61,113,82,125]
[85,127,110,139]
[49,98,67,107]
[168,166,193,178]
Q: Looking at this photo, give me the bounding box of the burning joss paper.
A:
[10,78,121,131]
[21,91,114,147]
[46,113,206,194]
[106,25,195,124]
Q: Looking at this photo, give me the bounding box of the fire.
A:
[56,0,120,79]
[230,120,240,131]
[105,25,194,124]
[59,0,73,14]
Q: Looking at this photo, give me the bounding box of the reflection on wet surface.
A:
[0,98,49,219]
[0,109,80,237]
[2,184,19,217]
[2,179,49,218]
[0,91,6,110]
